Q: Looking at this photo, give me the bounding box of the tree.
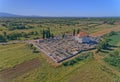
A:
[62,33,65,38]
[73,29,76,36]
[51,33,54,38]
[34,31,38,35]
[77,29,80,34]
[28,43,33,49]
[48,28,51,38]
[42,28,52,39]
[45,30,49,38]
[28,31,34,35]
[0,34,6,42]
[42,29,45,39]
[97,37,109,52]
[108,31,116,36]
[21,32,28,38]
[2,31,7,37]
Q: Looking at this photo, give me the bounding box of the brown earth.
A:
[90,26,120,36]
[0,58,41,82]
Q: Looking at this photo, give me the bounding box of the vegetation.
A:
[101,31,120,69]
[97,35,109,52]
[73,29,76,36]
[0,18,120,82]
[109,32,120,45]
[0,43,38,71]
[42,28,53,39]
[27,43,39,53]
[96,31,120,52]
[0,17,119,42]
[0,34,6,42]
[104,51,120,69]
[11,51,117,82]
[2,22,34,30]
[63,52,93,66]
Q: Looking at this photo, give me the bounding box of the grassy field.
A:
[1,43,116,82]
[0,18,119,40]
[11,55,118,82]
[0,18,120,82]
[0,43,38,71]
[63,60,117,82]
[109,32,120,45]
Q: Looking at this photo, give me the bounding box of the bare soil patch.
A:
[90,26,120,36]
[0,58,40,82]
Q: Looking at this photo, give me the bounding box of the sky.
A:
[0,0,120,17]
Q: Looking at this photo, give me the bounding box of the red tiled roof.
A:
[77,31,88,37]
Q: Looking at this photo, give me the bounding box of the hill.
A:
[0,12,22,17]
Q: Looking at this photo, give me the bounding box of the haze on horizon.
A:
[0,0,120,17]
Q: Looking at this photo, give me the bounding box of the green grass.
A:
[9,50,117,82]
[0,37,119,82]
[0,35,119,82]
[98,32,120,56]
[11,58,117,82]
[0,23,120,82]
[62,60,116,82]
[109,32,120,45]
[0,22,117,41]
[0,43,38,71]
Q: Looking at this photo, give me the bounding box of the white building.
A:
[74,31,92,43]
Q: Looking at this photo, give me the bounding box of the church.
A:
[74,31,92,44]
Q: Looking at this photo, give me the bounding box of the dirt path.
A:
[0,58,41,82]
[93,50,120,77]
[90,26,120,36]
[91,25,120,77]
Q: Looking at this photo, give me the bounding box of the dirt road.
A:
[90,26,120,36]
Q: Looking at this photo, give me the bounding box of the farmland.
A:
[0,17,120,82]
[0,18,119,41]
[0,43,38,71]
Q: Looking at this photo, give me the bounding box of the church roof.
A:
[77,31,88,37]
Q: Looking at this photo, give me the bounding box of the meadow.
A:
[0,43,38,71]
[11,52,117,82]
[0,17,120,82]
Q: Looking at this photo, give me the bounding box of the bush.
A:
[0,34,6,42]
[104,50,120,68]
[63,52,93,66]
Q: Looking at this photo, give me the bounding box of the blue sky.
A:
[0,0,120,17]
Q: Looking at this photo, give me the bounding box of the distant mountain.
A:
[0,12,22,17]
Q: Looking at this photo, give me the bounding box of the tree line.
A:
[96,31,116,52]
[0,31,40,42]
[63,52,93,66]
[42,28,54,39]
[2,23,34,30]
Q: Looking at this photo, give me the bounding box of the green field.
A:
[11,54,117,82]
[102,32,120,72]
[0,18,120,82]
[0,43,38,71]
[0,18,119,41]
[0,43,117,82]
[109,32,120,45]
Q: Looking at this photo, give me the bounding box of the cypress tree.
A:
[48,28,51,38]
[77,29,80,34]
[73,29,76,36]
[42,29,45,39]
